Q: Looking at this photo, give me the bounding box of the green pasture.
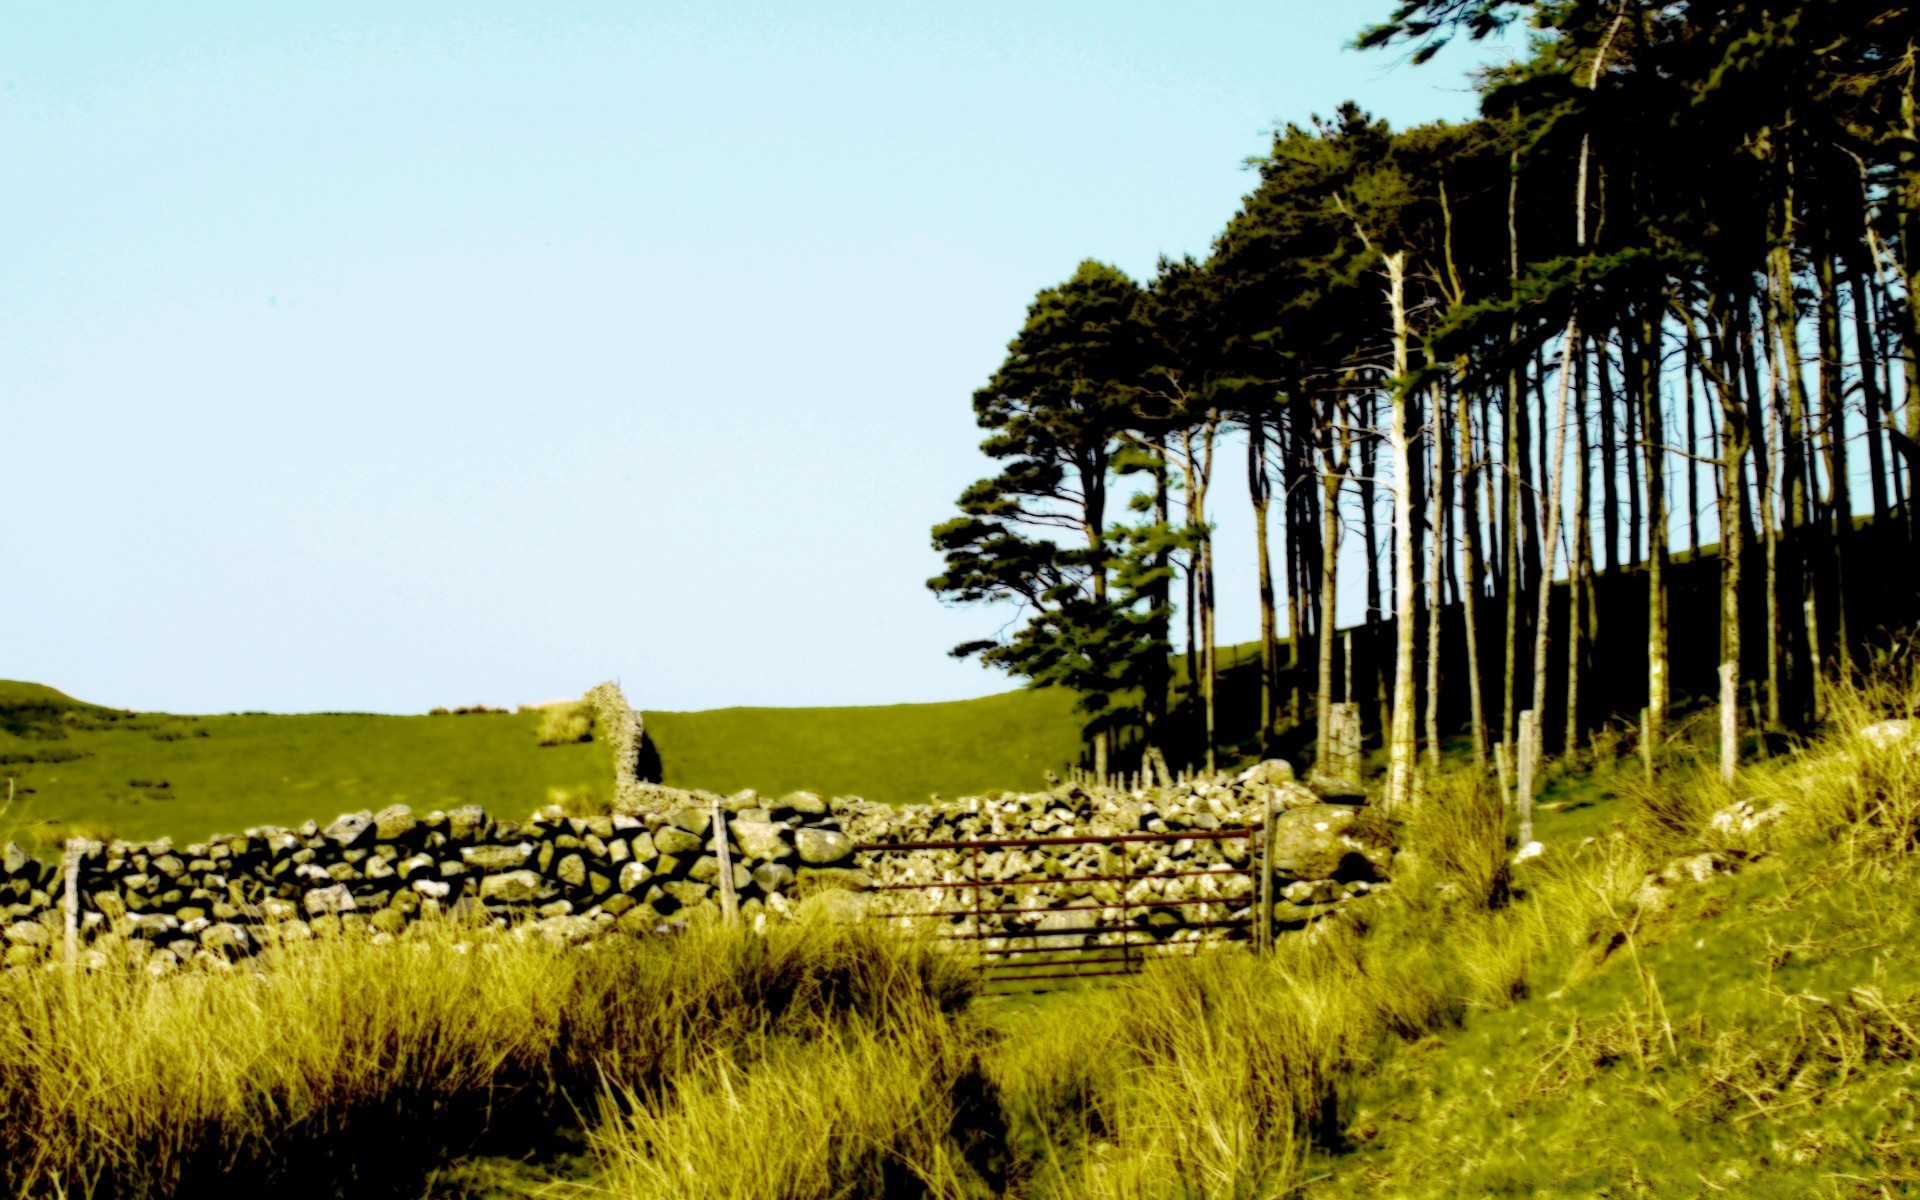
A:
[641,685,1086,806]
[0,679,1090,849]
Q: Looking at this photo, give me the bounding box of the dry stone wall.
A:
[0,759,1395,973]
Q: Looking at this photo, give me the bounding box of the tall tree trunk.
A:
[1384,252,1419,810]
[1360,390,1383,625]
[1426,384,1448,772]
[1640,303,1671,749]
[1147,440,1173,747]
[1624,353,1643,569]
[1853,260,1892,522]
[1686,349,1702,555]
[1714,306,1750,785]
[1566,337,1591,763]
[1816,252,1854,674]
[1457,366,1489,770]
[1314,418,1345,782]
[1249,412,1279,754]
[1597,332,1621,573]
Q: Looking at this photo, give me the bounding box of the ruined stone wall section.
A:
[0,761,1393,971]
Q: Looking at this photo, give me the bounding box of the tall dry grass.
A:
[0,905,971,1199]
[11,662,1916,1200]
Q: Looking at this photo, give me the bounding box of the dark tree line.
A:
[932,0,1920,810]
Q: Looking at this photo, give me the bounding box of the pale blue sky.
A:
[3,2,1513,714]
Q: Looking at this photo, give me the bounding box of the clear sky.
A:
[3,2,1515,715]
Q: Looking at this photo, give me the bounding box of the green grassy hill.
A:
[0,680,1089,849]
[0,682,615,849]
[641,685,1086,806]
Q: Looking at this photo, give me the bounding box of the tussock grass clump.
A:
[0,906,972,1200]
[534,699,596,746]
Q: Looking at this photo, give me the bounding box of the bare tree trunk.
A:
[1314,407,1348,782]
[1360,390,1383,624]
[1816,253,1854,674]
[1384,252,1419,810]
[1249,412,1279,754]
[1566,337,1591,764]
[1598,335,1621,573]
[1527,6,1622,807]
[1641,304,1671,752]
[1457,368,1489,770]
[1719,318,1749,786]
[1686,351,1702,555]
[1426,384,1447,772]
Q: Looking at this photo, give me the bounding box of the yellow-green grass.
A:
[12,668,1920,1198]
[1,680,1093,849]
[0,682,614,850]
[640,685,1087,806]
[0,905,976,1200]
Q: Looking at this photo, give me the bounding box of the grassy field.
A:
[641,686,1087,807]
[5,666,1919,1196]
[0,679,1091,849]
[0,682,615,849]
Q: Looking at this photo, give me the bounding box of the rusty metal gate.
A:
[853,822,1277,992]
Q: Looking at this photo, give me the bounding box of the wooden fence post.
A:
[61,838,81,969]
[1516,710,1539,845]
[710,800,739,926]
[1258,791,1276,956]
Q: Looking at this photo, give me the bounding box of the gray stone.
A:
[795,828,853,865]
[324,812,374,846]
[479,870,543,904]
[729,819,790,862]
[666,808,711,836]
[1267,804,1392,880]
[3,921,49,947]
[556,854,587,887]
[618,861,654,892]
[783,791,828,815]
[200,923,249,953]
[653,827,702,857]
[304,884,357,915]
[413,878,451,899]
[688,855,724,884]
[627,831,657,862]
[1237,759,1295,788]
[2,843,27,875]
[447,806,486,840]
[752,862,795,893]
[462,843,532,870]
[1033,906,1097,950]
[373,805,416,839]
[151,854,186,878]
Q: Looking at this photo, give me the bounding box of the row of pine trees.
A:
[930,1,1920,811]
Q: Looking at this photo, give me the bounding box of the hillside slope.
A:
[641,685,1085,806]
[0,680,1089,846]
[0,684,614,847]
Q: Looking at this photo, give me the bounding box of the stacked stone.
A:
[1,787,865,971]
[0,761,1395,973]
[841,760,1394,958]
[1,841,61,964]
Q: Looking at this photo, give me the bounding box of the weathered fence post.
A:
[61,838,81,969]
[1324,702,1363,791]
[1258,791,1276,955]
[1516,709,1540,845]
[710,800,739,926]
